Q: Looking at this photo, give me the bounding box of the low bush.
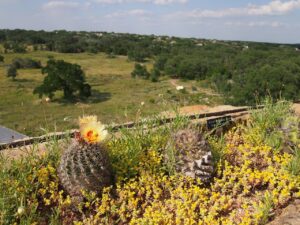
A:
[12,57,42,69]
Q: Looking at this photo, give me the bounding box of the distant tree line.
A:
[0,29,169,58]
[152,43,300,105]
[1,29,300,105]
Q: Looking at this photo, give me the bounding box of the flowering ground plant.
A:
[1,100,299,225]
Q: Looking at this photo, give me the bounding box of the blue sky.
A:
[0,0,300,43]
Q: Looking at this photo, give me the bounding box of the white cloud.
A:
[105,9,151,18]
[225,21,285,28]
[42,1,80,10]
[167,0,300,19]
[93,0,187,5]
[247,0,300,15]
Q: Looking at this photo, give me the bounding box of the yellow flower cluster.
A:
[81,127,300,225]
[3,110,299,225]
[36,165,72,208]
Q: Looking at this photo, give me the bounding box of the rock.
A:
[268,200,300,225]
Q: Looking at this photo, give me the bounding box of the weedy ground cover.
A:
[0,100,299,225]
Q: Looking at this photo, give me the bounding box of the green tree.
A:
[150,68,160,82]
[131,63,150,79]
[154,54,168,71]
[7,65,17,80]
[12,43,26,53]
[33,59,91,100]
[128,48,149,62]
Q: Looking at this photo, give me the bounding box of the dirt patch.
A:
[292,103,300,117]
[169,79,220,96]
[161,104,241,117]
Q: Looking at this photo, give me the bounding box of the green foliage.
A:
[246,98,292,148]
[153,54,168,70]
[287,146,300,176]
[12,57,41,69]
[150,68,160,82]
[250,98,291,132]
[6,64,17,80]
[12,44,26,53]
[228,61,300,105]
[3,41,27,53]
[128,48,149,62]
[131,63,150,79]
[256,192,274,225]
[33,59,91,99]
[208,134,226,169]
[0,54,4,62]
[1,29,300,105]
[109,123,168,180]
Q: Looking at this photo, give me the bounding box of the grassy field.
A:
[0,51,223,136]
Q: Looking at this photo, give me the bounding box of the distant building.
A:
[296,48,300,52]
[0,126,28,144]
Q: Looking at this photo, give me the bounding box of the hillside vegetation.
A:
[1,29,300,105]
[1,29,300,135]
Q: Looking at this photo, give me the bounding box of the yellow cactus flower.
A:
[79,117,108,143]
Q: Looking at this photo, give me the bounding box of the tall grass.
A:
[287,146,300,176]
[249,97,291,132]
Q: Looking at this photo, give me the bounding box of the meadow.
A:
[0,51,222,136]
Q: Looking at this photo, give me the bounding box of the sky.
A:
[0,0,300,43]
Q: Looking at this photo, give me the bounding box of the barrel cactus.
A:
[165,128,214,182]
[58,116,112,199]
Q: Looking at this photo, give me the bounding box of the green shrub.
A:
[131,63,150,79]
[12,58,41,69]
[6,64,17,80]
